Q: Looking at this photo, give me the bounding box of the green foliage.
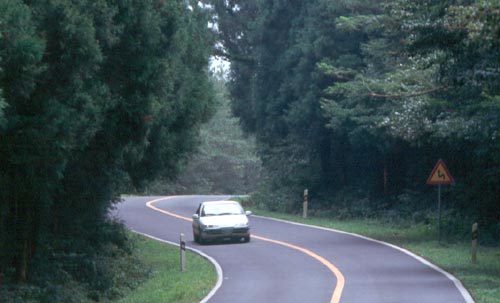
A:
[214,0,500,243]
[147,77,261,195]
[0,0,215,298]
[0,225,149,303]
[116,233,217,303]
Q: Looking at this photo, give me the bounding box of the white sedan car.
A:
[192,200,252,244]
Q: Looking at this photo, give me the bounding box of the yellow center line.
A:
[147,198,192,222]
[146,197,345,303]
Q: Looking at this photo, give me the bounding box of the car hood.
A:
[200,215,248,227]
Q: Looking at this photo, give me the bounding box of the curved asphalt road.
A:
[115,195,473,303]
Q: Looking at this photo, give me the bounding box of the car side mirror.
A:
[245,211,252,216]
[192,214,199,220]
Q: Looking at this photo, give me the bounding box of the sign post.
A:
[438,184,442,242]
[426,159,454,243]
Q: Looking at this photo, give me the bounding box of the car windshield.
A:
[202,203,244,216]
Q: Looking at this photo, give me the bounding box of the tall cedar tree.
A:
[0,0,215,283]
[213,0,499,240]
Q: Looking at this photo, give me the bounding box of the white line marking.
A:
[130,229,224,303]
[146,196,345,303]
[254,215,475,303]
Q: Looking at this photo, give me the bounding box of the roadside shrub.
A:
[0,222,149,303]
[0,278,88,303]
[250,185,500,246]
[252,184,302,213]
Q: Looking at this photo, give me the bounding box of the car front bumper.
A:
[201,227,250,240]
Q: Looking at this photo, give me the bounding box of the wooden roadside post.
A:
[472,223,478,264]
[180,233,186,272]
[303,189,308,219]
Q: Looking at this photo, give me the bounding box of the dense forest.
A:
[147,77,262,195]
[1,0,499,301]
[211,0,499,243]
[1,0,214,301]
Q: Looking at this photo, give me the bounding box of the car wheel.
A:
[193,231,199,243]
[198,229,205,244]
[244,235,250,243]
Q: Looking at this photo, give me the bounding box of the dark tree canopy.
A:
[213,0,500,242]
[0,0,215,291]
[147,76,262,195]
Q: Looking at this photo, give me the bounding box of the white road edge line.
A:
[147,196,344,303]
[254,215,475,303]
[130,229,224,303]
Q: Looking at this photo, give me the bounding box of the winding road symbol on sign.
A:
[427,159,454,185]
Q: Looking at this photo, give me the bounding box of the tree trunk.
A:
[16,239,29,283]
[384,162,388,195]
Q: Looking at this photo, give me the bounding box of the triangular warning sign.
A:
[427,159,455,185]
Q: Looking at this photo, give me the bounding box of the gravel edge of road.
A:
[253,215,475,303]
[130,229,224,303]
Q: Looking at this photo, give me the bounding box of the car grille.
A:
[204,227,248,235]
[233,227,249,233]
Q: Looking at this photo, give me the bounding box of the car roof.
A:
[201,200,240,205]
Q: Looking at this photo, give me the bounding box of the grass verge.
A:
[248,208,500,303]
[114,233,217,303]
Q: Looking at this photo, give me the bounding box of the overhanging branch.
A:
[213,48,255,65]
[367,86,447,99]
